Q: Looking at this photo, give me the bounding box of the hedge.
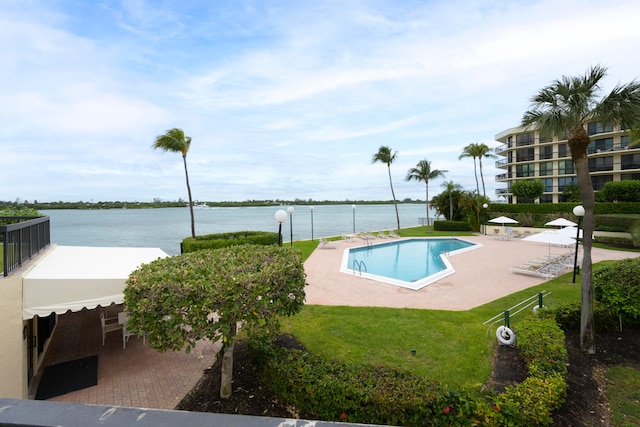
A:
[181,231,279,253]
[434,220,471,232]
[252,314,569,426]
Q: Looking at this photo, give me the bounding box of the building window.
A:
[587,138,613,153]
[622,173,640,180]
[558,129,569,141]
[591,175,613,191]
[516,132,534,147]
[539,161,553,176]
[621,135,631,148]
[558,177,576,191]
[516,148,534,162]
[516,163,535,177]
[539,194,553,203]
[539,133,553,143]
[621,154,640,170]
[558,143,569,158]
[558,160,575,175]
[588,121,613,135]
[588,156,613,172]
[540,178,553,192]
[539,145,553,160]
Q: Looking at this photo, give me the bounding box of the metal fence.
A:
[1,216,50,276]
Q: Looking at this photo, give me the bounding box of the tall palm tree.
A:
[459,143,496,198]
[405,159,447,231]
[153,128,196,238]
[522,65,640,354]
[372,146,400,231]
[440,180,463,221]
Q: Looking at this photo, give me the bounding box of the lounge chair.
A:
[318,238,338,249]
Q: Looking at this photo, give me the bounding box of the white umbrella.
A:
[522,230,575,258]
[545,218,577,227]
[557,226,584,239]
[488,216,519,225]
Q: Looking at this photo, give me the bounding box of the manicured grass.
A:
[282,272,582,388]
[607,366,640,426]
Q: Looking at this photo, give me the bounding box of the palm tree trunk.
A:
[387,165,400,230]
[425,184,430,232]
[570,128,596,354]
[183,155,196,238]
[479,158,486,198]
[472,159,480,195]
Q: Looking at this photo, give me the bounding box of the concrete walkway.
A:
[304,233,637,310]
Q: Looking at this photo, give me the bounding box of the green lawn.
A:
[286,227,584,388]
[607,366,640,426]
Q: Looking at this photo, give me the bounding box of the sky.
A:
[2,0,640,203]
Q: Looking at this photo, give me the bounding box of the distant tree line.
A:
[0,198,424,211]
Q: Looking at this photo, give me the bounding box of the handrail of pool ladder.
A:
[352,259,367,276]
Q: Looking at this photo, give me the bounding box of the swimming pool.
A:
[341,238,481,290]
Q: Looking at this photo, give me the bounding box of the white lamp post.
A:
[309,206,314,241]
[287,207,295,246]
[572,205,585,283]
[351,204,356,233]
[275,210,287,246]
[482,203,489,235]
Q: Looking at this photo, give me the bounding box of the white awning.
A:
[23,246,168,320]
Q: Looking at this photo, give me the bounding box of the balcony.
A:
[1,216,50,276]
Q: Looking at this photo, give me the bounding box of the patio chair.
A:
[100,312,123,346]
[318,238,338,249]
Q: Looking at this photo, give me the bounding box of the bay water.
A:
[42,204,437,255]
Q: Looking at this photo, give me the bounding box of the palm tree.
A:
[153,128,196,238]
[459,143,496,198]
[522,65,640,354]
[372,146,400,231]
[405,159,447,231]
[440,180,463,221]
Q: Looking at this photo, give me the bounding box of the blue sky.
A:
[2,0,640,203]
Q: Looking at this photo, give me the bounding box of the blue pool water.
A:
[342,238,479,290]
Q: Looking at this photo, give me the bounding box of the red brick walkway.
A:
[32,306,219,409]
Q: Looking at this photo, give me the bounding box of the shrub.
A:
[516,316,568,378]
[182,231,279,252]
[495,374,567,426]
[600,180,640,202]
[594,258,640,327]
[593,235,637,248]
[434,220,471,232]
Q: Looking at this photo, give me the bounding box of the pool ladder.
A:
[352,259,367,276]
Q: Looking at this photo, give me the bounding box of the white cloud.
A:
[2,0,640,202]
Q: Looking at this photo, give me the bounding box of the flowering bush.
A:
[125,244,306,398]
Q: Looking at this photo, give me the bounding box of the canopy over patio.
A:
[23,246,168,320]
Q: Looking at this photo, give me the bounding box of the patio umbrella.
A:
[522,230,575,258]
[557,226,584,239]
[545,218,577,228]
[488,216,519,225]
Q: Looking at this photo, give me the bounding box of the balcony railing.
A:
[1,216,50,276]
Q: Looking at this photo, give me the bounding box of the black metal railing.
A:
[1,216,50,276]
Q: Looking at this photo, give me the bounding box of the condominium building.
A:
[494,122,640,203]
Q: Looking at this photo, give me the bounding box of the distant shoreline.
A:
[5,200,425,211]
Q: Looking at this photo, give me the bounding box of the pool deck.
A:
[304,233,637,311]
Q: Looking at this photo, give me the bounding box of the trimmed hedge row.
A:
[487,202,640,215]
[252,314,568,426]
[433,220,472,232]
[181,231,279,253]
